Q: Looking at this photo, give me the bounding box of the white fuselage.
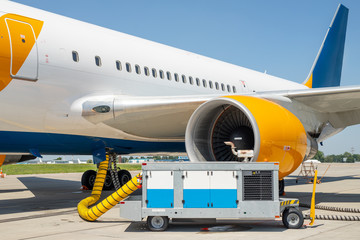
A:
[0,1,308,155]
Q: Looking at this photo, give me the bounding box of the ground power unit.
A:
[120,162,303,230]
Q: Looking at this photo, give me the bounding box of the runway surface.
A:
[0,163,359,240]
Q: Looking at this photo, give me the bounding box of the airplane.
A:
[0,1,358,194]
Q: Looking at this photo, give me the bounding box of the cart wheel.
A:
[147,216,169,231]
[282,208,304,229]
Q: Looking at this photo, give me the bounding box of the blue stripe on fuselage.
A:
[0,131,185,155]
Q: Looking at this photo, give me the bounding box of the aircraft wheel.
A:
[118,170,132,186]
[147,216,169,231]
[81,170,97,190]
[103,171,114,190]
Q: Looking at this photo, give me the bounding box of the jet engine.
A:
[185,96,314,179]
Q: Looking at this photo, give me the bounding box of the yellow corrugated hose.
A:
[77,156,142,221]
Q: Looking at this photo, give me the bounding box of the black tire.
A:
[147,216,169,231]
[282,208,289,226]
[279,179,285,196]
[118,170,132,186]
[81,170,97,190]
[282,208,304,229]
[103,170,114,190]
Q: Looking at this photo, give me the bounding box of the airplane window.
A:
[174,73,179,82]
[144,67,150,76]
[209,81,213,89]
[227,84,231,92]
[95,56,101,66]
[189,76,194,85]
[126,62,132,72]
[159,70,164,79]
[72,51,79,62]
[135,65,141,74]
[215,82,219,90]
[196,78,200,86]
[202,79,207,88]
[233,86,237,93]
[182,75,187,83]
[152,68,157,78]
[116,60,122,71]
[167,71,172,80]
[221,83,225,91]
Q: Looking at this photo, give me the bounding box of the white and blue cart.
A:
[120,162,303,231]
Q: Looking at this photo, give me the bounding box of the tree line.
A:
[314,151,360,163]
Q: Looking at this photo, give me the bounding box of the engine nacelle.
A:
[306,135,318,160]
[1,155,36,165]
[185,96,309,179]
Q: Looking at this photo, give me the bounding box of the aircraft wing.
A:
[83,95,214,139]
[285,86,360,113]
[83,86,360,139]
[263,86,360,129]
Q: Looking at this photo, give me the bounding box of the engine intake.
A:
[185,96,309,179]
[185,97,260,162]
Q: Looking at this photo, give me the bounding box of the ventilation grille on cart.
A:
[243,170,273,200]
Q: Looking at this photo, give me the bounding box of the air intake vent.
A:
[243,170,273,201]
[212,106,254,162]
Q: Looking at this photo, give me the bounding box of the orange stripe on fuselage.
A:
[0,14,43,92]
[0,155,5,167]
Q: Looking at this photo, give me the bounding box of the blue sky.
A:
[11,0,360,155]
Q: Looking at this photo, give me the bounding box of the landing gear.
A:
[81,170,97,190]
[118,170,132,186]
[103,171,114,190]
[81,153,132,190]
[81,169,132,190]
[279,179,285,196]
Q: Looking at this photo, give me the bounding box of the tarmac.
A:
[0,163,359,240]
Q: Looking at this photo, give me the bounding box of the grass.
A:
[1,163,142,175]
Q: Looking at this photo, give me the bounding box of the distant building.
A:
[128,158,155,164]
[177,156,190,161]
[127,156,190,163]
[18,157,88,164]
[154,156,190,162]
[304,159,321,164]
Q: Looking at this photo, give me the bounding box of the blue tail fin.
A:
[304,4,348,88]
